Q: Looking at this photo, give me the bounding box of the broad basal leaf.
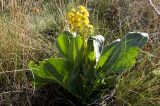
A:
[43,58,70,86]
[68,35,83,63]
[96,39,121,70]
[56,31,72,57]
[57,31,83,63]
[28,61,57,86]
[97,32,149,77]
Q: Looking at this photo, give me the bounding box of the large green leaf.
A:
[68,35,83,63]
[97,32,149,76]
[96,39,120,70]
[43,58,83,96]
[28,58,73,87]
[42,58,70,85]
[56,31,83,63]
[28,61,57,86]
[56,31,72,57]
[29,58,86,97]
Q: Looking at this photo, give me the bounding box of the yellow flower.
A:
[67,12,74,19]
[82,17,89,25]
[67,5,93,38]
[87,24,93,29]
[79,5,86,11]
[82,11,89,17]
[78,6,89,17]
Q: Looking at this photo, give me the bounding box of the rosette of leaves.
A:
[28,31,149,103]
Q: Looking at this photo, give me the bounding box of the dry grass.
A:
[0,0,61,105]
[0,0,159,105]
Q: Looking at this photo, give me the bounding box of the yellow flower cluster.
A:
[67,5,93,38]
